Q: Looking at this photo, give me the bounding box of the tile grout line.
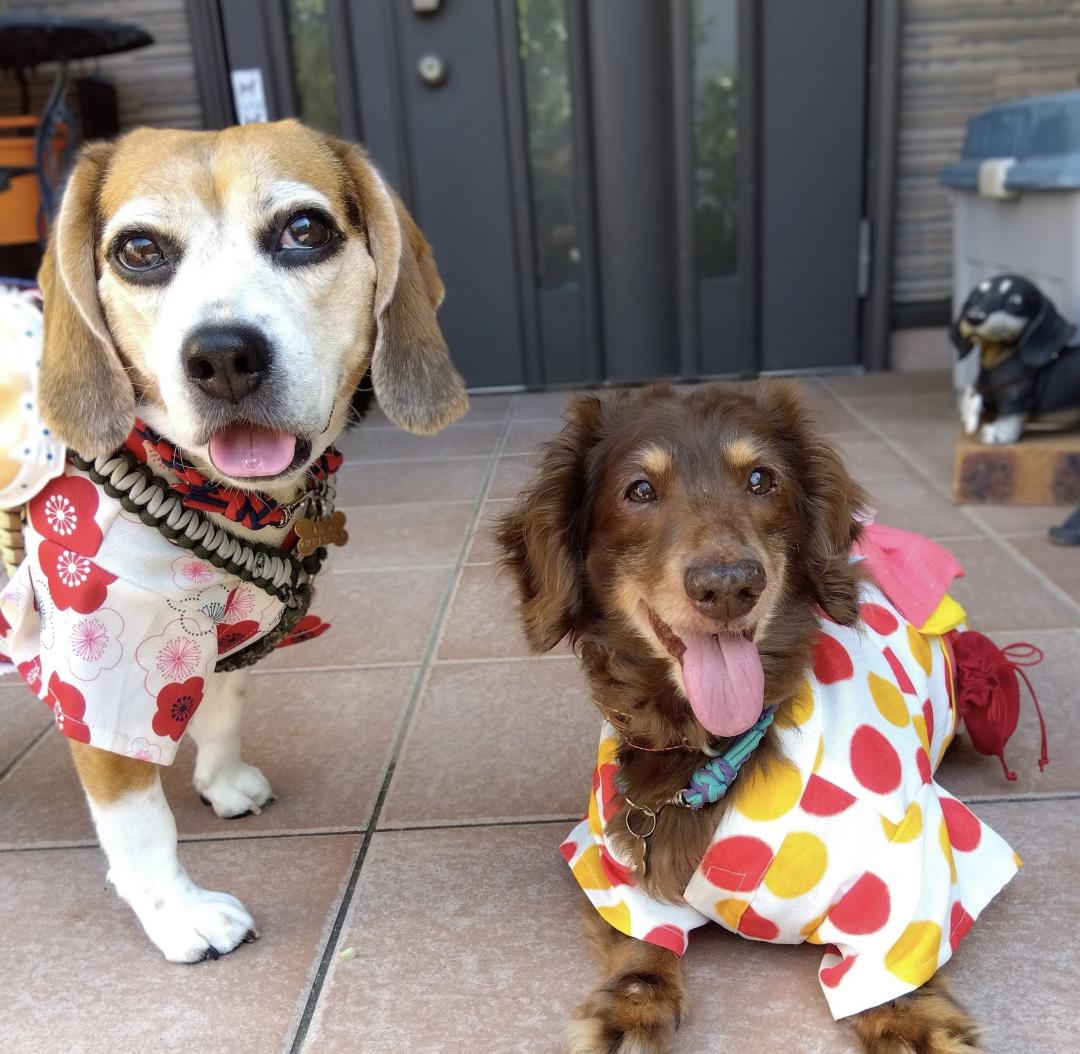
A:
[283,397,518,1054]
[819,381,1080,622]
[0,722,53,786]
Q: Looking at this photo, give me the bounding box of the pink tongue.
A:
[208,424,296,478]
[681,632,765,736]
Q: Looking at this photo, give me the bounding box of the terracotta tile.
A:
[836,390,958,430]
[357,392,512,428]
[821,369,953,399]
[487,453,539,500]
[1007,535,1080,608]
[0,834,358,1054]
[465,500,513,565]
[835,433,922,482]
[327,503,472,571]
[334,457,489,506]
[0,679,50,775]
[864,475,979,538]
[0,667,414,848]
[382,658,596,826]
[511,389,579,420]
[939,629,1080,799]
[948,538,1080,631]
[437,563,569,661]
[503,417,563,455]
[968,503,1069,538]
[880,426,958,493]
[265,568,452,669]
[335,421,503,462]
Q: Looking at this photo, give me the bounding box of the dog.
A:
[0,120,467,961]
[497,382,1020,1054]
[951,274,1080,444]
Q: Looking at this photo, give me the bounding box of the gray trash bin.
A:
[941,89,1080,328]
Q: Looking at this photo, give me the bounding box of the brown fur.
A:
[849,979,982,1053]
[497,382,981,1052]
[69,740,156,805]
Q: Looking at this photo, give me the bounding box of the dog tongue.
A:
[681,631,765,737]
[208,424,296,478]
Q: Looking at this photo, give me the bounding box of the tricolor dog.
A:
[0,120,467,961]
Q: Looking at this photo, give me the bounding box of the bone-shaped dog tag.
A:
[295,510,349,557]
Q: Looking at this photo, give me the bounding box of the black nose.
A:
[684,560,766,621]
[182,325,271,403]
[965,308,987,324]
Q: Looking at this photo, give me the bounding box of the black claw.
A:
[266,796,277,806]
[242,929,259,944]
[225,809,254,821]
[199,794,212,807]
[201,945,220,962]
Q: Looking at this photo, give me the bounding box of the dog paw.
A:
[851,981,983,1054]
[195,761,274,818]
[132,885,258,963]
[565,973,684,1054]
[978,416,1025,445]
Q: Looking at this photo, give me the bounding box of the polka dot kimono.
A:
[561,580,1020,1020]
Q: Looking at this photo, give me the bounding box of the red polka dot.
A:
[598,762,621,817]
[801,774,856,816]
[700,835,773,890]
[644,924,688,956]
[820,950,857,988]
[949,901,974,952]
[922,699,935,748]
[941,797,982,852]
[738,905,780,941]
[850,725,902,794]
[915,746,932,785]
[559,841,577,862]
[829,872,891,935]
[599,844,633,886]
[814,633,854,684]
[860,603,898,636]
[883,646,916,695]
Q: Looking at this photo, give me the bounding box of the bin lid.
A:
[940,90,1080,191]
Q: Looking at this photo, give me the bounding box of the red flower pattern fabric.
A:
[45,671,91,743]
[152,677,205,740]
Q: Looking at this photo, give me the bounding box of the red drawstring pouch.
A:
[950,630,1048,781]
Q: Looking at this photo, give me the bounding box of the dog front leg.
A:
[849,976,982,1053]
[70,740,256,962]
[978,413,1026,444]
[187,669,274,819]
[566,909,686,1054]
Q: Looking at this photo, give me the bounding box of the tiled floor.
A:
[3,372,1080,1053]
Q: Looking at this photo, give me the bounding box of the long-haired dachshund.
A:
[497,382,1018,1054]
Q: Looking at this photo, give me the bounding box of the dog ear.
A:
[495,395,607,652]
[329,139,468,434]
[38,140,136,457]
[753,382,867,626]
[1016,293,1076,369]
[950,288,978,359]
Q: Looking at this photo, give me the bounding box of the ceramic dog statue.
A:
[951,274,1080,444]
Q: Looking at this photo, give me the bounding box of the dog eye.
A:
[279,211,333,250]
[625,479,657,504]
[747,467,776,495]
[116,235,166,272]
[1008,294,1023,307]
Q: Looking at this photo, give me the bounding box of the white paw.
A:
[118,878,257,963]
[195,761,274,819]
[960,387,983,435]
[979,416,1026,444]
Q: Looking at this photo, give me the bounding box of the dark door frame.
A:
[184,0,900,379]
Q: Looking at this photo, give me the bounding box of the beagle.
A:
[0,120,467,961]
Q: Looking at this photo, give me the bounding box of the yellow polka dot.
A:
[736,758,804,821]
[598,900,632,935]
[869,672,909,727]
[588,792,603,837]
[913,714,930,756]
[764,832,829,899]
[813,735,824,774]
[1013,851,1024,869]
[939,817,957,884]
[790,678,815,725]
[885,921,942,986]
[598,736,619,767]
[572,844,610,890]
[800,911,828,944]
[919,594,966,636]
[908,625,932,675]
[881,802,923,843]
[715,897,749,930]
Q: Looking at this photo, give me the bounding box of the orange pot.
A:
[0,115,66,246]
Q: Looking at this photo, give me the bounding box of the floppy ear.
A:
[753,382,867,626]
[329,139,468,434]
[1016,293,1076,368]
[38,140,136,457]
[495,395,607,652]
[950,289,977,359]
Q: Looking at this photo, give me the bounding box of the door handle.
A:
[412,0,441,13]
[417,54,449,88]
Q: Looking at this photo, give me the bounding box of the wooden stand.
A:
[953,429,1080,504]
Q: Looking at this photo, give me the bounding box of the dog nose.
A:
[684,560,766,621]
[965,308,987,324]
[182,325,271,403]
